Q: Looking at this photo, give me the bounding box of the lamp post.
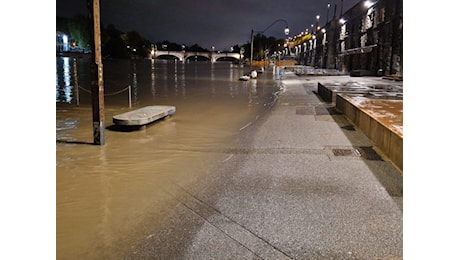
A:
[250,19,289,67]
[340,0,344,16]
[326,3,331,23]
[316,15,320,32]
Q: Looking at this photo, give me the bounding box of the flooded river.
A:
[56,57,281,258]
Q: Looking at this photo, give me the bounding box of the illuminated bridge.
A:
[151,49,243,63]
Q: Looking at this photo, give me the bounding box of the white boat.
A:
[239,75,250,81]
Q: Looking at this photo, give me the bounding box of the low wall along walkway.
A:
[316,79,403,172]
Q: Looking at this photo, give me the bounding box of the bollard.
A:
[128,85,132,108]
[275,66,280,79]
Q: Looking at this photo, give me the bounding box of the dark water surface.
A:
[56,58,281,258]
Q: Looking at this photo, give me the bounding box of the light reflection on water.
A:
[55,57,72,103]
[56,58,280,258]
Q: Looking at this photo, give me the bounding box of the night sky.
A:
[56,0,360,50]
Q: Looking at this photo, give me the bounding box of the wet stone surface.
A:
[341,125,356,131]
[357,146,384,161]
[295,106,314,115]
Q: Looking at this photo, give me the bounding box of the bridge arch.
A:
[156,54,182,61]
[184,52,211,61]
[151,50,185,61]
[213,53,243,63]
[215,56,239,62]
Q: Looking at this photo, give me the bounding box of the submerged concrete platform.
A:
[113,105,176,126]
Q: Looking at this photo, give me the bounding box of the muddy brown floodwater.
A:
[56,58,281,259]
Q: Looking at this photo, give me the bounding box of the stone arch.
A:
[215,56,239,62]
[184,54,211,61]
[213,53,243,63]
[156,54,182,61]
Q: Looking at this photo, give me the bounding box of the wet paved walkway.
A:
[126,71,403,259]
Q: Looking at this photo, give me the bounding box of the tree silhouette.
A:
[188,44,209,52]
[251,33,285,61]
[67,13,91,50]
[102,24,128,58]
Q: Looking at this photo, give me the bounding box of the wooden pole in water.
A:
[73,58,80,107]
[88,0,105,145]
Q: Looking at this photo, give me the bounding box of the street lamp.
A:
[316,15,320,32]
[326,3,331,23]
[364,0,375,8]
[250,18,289,66]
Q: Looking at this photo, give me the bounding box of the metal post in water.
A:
[250,29,254,67]
[89,0,105,145]
[128,85,132,108]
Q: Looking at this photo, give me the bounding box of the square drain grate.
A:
[331,147,383,161]
[332,148,361,157]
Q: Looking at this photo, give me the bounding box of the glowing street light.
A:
[364,1,375,8]
[316,15,321,32]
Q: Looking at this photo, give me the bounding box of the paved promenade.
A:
[126,71,403,259]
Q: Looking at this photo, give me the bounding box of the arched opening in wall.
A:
[216,57,239,63]
[185,55,211,62]
[157,55,180,61]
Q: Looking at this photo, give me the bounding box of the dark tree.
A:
[155,41,183,51]
[123,31,151,57]
[231,44,241,53]
[67,13,91,50]
[188,44,209,52]
[244,33,286,61]
[102,24,128,58]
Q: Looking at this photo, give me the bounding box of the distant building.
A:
[299,0,402,77]
[56,31,70,53]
